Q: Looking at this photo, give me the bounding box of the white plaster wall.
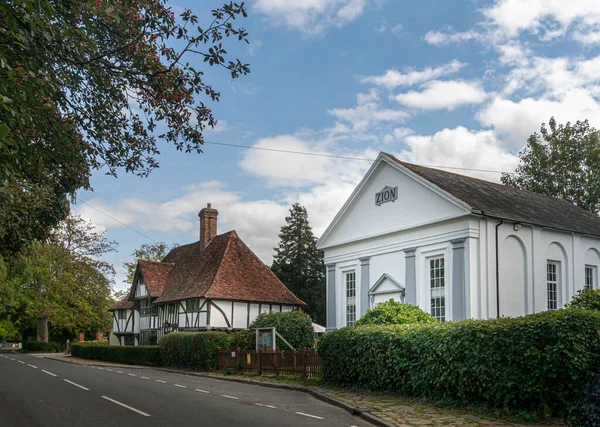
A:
[499,235,528,317]
[211,300,231,328]
[233,302,248,329]
[320,162,469,249]
[133,310,140,334]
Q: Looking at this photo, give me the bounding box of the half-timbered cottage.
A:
[108,203,305,345]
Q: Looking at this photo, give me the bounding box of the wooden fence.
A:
[217,347,322,379]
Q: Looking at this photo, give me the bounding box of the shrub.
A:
[249,311,314,350]
[160,332,230,371]
[569,369,600,426]
[567,288,600,311]
[148,333,157,345]
[355,301,436,326]
[229,329,254,350]
[72,343,160,366]
[318,308,600,418]
[22,341,61,352]
[74,340,109,346]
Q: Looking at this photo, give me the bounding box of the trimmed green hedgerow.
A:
[72,343,160,366]
[160,332,230,371]
[249,311,315,350]
[355,301,436,326]
[318,308,600,418]
[567,288,600,311]
[22,341,61,352]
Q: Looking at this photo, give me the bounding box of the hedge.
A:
[249,311,314,350]
[72,343,160,366]
[318,308,600,417]
[160,332,230,370]
[22,341,61,352]
[355,301,436,326]
[567,288,600,311]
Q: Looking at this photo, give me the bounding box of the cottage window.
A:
[345,271,356,326]
[429,256,445,322]
[585,265,596,291]
[187,299,200,312]
[118,310,127,320]
[547,261,559,310]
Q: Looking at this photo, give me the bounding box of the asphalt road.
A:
[0,352,371,427]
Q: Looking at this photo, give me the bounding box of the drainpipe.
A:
[495,219,503,319]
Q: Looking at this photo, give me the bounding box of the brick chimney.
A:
[199,203,218,249]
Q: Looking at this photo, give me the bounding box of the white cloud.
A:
[393,80,487,110]
[382,127,414,143]
[573,30,600,44]
[478,89,600,149]
[398,126,519,181]
[328,96,409,132]
[253,0,375,36]
[375,22,403,34]
[248,40,263,56]
[483,0,600,39]
[424,29,480,46]
[361,60,466,89]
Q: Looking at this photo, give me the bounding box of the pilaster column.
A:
[359,257,371,316]
[451,238,466,321]
[404,248,417,305]
[326,264,337,331]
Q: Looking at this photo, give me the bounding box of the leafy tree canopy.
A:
[271,204,326,325]
[6,216,116,341]
[0,1,250,253]
[355,300,437,326]
[501,117,600,214]
[567,288,600,311]
[123,241,176,284]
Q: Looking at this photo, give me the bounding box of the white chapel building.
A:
[317,152,600,330]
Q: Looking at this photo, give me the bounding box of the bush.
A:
[72,343,160,366]
[355,301,436,326]
[22,341,61,352]
[249,311,314,350]
[229,329,254,350]
[318,308,600,418]
[74,340,109,346]
[569,369,600,426]
[567,288,600,311]
[160,332,230,371]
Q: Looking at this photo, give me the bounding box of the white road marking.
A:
[27,364,38,369]
[174,384,187,388]
[116,371,124,374]
[63,379,90,391]
[105,368,113,372]
[96,367,104,370]
[255,403,277,409]
[18,360,25,364]
[221,395,239,400]
[42,370,57,377]
[296,412,324,420]
[9,358,15,361]
[101,396,151,417]
[141,376,150,380]
[128,373,136,377]
[195,389,210,393]
[156,380,166,383]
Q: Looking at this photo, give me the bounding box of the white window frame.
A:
[428,255,446,322]
[547,261,560,310]
[344,270,357,327]
[585,265,597,291]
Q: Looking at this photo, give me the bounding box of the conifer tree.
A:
[271,204,326,325]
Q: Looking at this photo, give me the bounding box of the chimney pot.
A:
[198,203,218,249]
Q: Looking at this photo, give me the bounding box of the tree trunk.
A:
[37,316,49,342]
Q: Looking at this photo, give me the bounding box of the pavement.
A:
[0,352,372,427]
[33,353,563,427]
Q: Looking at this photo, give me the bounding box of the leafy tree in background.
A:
[502,117,600,215]
[0,1,250,254]
[8,216,116,342]
[271,204,326,325]
[123,241,176,284]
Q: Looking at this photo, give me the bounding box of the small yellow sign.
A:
[246,353,252,365]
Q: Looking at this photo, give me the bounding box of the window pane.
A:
[429,256,445,322]
[547,261,559,311]
[345,271,356,326]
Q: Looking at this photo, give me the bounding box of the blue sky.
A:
[73,0,600,291]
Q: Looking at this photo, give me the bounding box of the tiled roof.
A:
[384,153,600,237]
[108,296,134,311]
[137,260,174,297]
[153,231,305,306]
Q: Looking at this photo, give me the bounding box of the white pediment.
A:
[317,155,470,249]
